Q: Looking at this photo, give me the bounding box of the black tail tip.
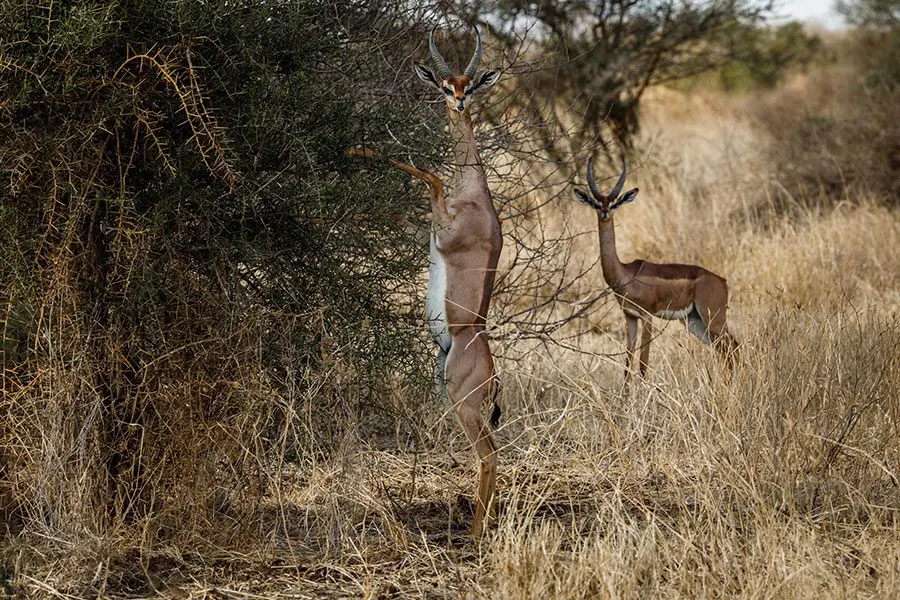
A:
[490,401,501,429]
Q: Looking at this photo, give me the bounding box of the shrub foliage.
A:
[0,0,441,535]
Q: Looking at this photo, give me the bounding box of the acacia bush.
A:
[0,0,444,544]
[476,0,774,165]
[716,21,822,91]
[750,36,900,210]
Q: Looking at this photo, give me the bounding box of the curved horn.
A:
[429,26,453,80]
[586,156,604,200]
[463,26,483,79]
[609,157,628,200]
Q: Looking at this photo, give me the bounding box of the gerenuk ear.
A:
[574,188,602,211]
[613,187,639,208]
[468,70,501,94]
[414,64,442,89]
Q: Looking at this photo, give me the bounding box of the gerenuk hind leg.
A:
[692,275,739,370]
[445,330,499,537]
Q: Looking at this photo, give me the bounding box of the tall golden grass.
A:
[5,62,899,600]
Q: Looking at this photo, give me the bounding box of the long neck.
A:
[447,109,484,177]
[598,215,627,286]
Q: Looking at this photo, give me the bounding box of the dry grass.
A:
[5,76,900,599]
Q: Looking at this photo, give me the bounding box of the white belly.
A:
[686,312,711,344]
[425,234,451,352]
[655,304,694,321]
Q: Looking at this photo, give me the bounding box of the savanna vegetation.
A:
[1,0,898,597]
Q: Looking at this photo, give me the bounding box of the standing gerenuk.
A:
[413,26,503,537]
